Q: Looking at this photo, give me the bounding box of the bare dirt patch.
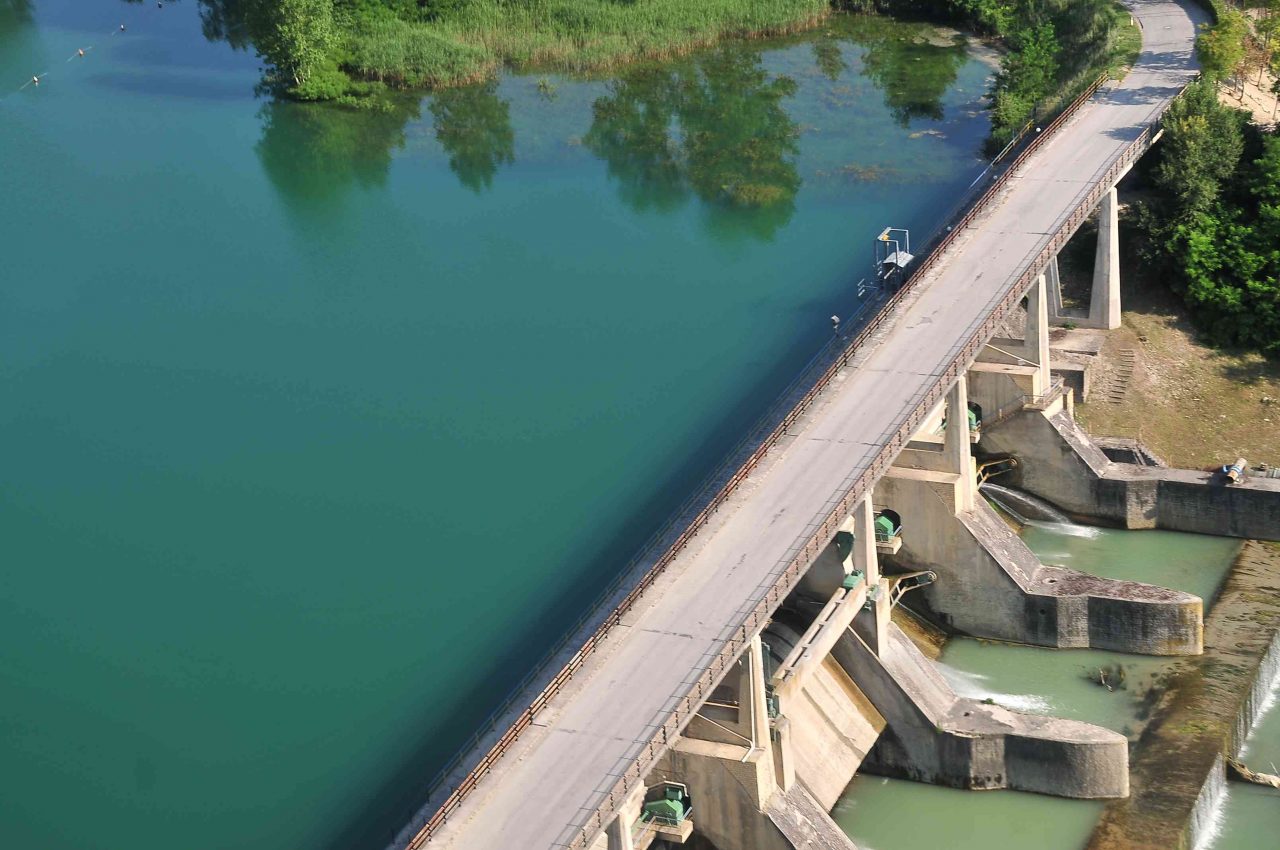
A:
[1073,267,1280,470]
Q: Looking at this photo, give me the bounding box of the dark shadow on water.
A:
[811,35,848,82]
[121,0,260,53]
[192,0,258,51]
[256,81,514,211]
[0,0,32,31]
[89,69,249,101]
[0,0,32,57]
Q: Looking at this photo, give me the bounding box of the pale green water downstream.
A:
[837,519,1258,850]
[0,2,998,848]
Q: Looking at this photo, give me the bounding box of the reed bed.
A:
[344,0,831,87]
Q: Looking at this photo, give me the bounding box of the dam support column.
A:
[657,633,796,850]
[1046,255,1069,324]
[604,785,643,850]
[1026,272,1051,394]
[1089,186,1121,330]
[877,372,1202,653]
[852,496,890,656]
[946,378,977,510]
[739,635,774,768]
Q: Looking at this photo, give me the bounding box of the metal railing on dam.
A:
[398,8,1199,843]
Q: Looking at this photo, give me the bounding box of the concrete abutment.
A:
[877,367,1202,655]
[979,407,1280,540]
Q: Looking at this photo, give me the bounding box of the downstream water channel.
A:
[0,2,997,848]
[836,516,1280,850]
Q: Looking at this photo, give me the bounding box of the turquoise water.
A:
[927,519,1242,740]
[834,776,1102,850]
[1021,522,1241,605]
[0,2,995,848]
[938,639,1175,737]
[837,522,1243,848]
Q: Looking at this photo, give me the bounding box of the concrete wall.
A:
[969,367,1027,422]
[875,468,1202,654]
[836,623,1128,798]
[981,410,1280,540]
[1125,467,1280,539]
[652,740,793,850]
[978,408,1109,519]
[876,469,1039,643]
[764,783,861,850]
[766,622,884,810]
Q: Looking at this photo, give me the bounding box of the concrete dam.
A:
[391,1,1280,848]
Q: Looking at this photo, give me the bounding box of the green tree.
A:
[1152,81,1247,222]
[1143,83,1280,355]
[260,0,338,89]
[991,23,1060,134]
[1197,10,1248,81]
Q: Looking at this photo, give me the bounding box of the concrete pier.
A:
[842,623,1129,798]
[878,369,1203,655]
[1090,187,1122,330]
[1025,271,1052,392]
[1045,188,1122,330]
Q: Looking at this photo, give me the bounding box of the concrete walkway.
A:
[405,2,1205,847]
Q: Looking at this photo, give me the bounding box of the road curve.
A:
[405,1,1205,847]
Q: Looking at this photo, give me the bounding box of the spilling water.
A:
[1190,756,1229,850]
[1235,632,1280,758]
[1200,631,1280,850]
[981,482,1074,524]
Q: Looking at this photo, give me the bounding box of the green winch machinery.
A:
[642,783,690,826]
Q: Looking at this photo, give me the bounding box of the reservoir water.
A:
[837,518,1247,850]
[0,2,996,848]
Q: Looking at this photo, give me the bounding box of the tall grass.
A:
[342,0,831,88]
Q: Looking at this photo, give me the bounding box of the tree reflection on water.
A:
[584,46,801,241]
[239,7,973,235]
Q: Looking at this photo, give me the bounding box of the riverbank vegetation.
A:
[201,0,1137,143]
[1125,0,1280,358]
[1134,81,1280,355]
[200,0,829,101]
[897,0,1140,145]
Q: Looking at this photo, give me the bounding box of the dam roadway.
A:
[406,0,1204,846]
